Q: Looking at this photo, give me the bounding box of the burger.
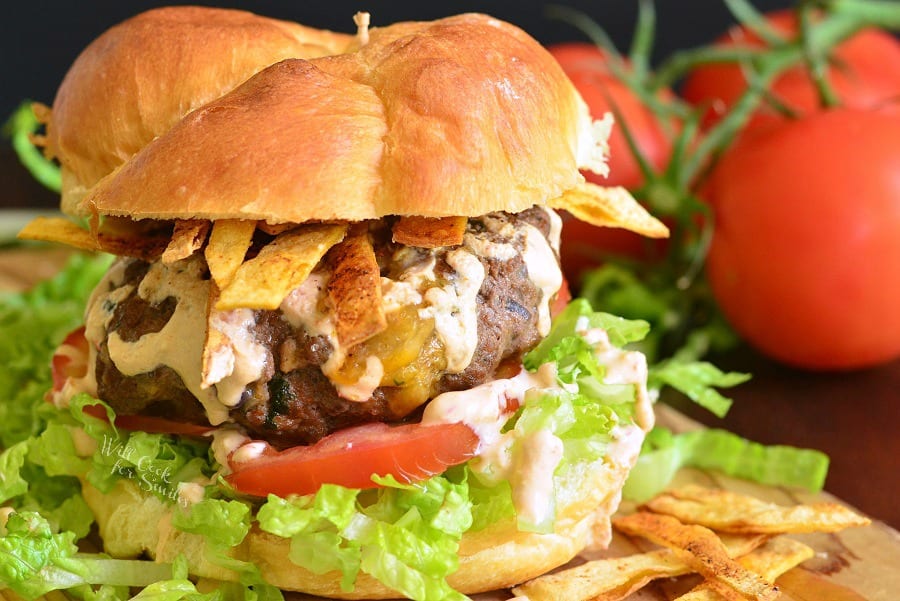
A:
[18,6,667,599]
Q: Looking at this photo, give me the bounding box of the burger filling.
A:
[78,207,563,448]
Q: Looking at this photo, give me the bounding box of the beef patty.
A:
[93,207,559,447]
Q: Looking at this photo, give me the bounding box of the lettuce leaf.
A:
[623,426,830,502]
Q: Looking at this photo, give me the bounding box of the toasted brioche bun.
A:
[81,429,639,599]
[47,9,606,222]
[47,6,354,216]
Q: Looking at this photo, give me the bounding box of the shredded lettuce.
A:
[0,252,112,447]
[624,427,830,502]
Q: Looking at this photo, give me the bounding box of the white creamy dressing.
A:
[522,223,563,336]
[280,271,333,338]
[419,249,485,373]
[422,321,653,527]
[176,482,206,507]
[230,441,269,464]
[577,318,655,432]
[543,205,563,255]
[204,308,268,407]
[208,425,252,470]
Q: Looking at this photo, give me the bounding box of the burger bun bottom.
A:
[81,431,640,598]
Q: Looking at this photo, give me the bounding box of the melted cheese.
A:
[335,355,384,402]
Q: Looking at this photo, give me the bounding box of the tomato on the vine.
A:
[548,43,674,283]
[682,10,900,130]
[704,105,900,370]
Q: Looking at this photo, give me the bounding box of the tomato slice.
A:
[52,326,90,392]
[550,276,572,319]
[80,402,214,436]
[226,421,479,497]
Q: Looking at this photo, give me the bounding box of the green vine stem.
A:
[546,0,900,361]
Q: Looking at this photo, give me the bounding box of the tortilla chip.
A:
[92,216,170,260]
[613,512,779,601]
[17,216,98,251]
[327,224,386,347]
[162,220,210,264]
[643,485,871,534]
[550,182,669,238]
[392,215,467,248]
[205,220,256,290]
[675,537,814,601]
[216,223,346,311]
[512,533,767,601]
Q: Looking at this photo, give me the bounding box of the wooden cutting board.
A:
[2,247,898,600]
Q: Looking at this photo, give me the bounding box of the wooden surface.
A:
[1,245,898,600]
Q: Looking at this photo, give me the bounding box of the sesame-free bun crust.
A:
[50,9,599,222]
[47,6,354,216]
[80,445,637,599]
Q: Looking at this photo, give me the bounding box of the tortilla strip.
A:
[205,219,256,290]
[216,223,346,311]
[392,215,467,248]
[162,219,210,264]
[327,224,386,347]
[643,485,872,534]
[613,512,779,601]
[512,533,768,601]
[675,537,814,601]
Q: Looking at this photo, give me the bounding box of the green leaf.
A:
[650,361,750,418]
[624,427,830,502]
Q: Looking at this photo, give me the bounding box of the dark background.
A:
[2,1,789,175]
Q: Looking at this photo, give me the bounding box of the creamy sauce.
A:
[419,249,485,373]
[543,206,563,254]
[176,482,206,507]
[204,308,268,407]
[422,321,652,528]
[231,441,269,464]
[280,271,332,337]
[103,258,234,424]
[522,223,563,337]
[579,322,654,432]
[208,425,251,471]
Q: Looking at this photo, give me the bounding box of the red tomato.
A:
[549,43,674,284]
[226,422,479,497]
[51,326,89,391]
[52,327,211,435]
[551,276,572,318]
[682,10,900,130]
[704,105,900,370]
[550,43,674,191]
